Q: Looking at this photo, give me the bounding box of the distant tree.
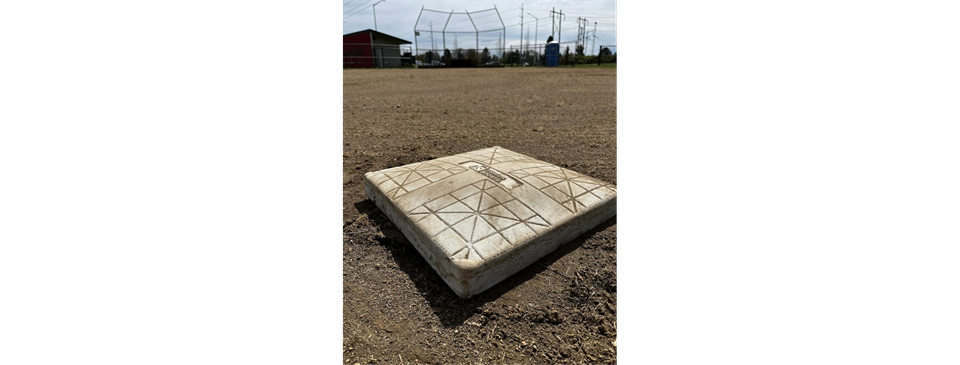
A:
[596,47,612,65]
[563,46,571,65]
[509,49,521,65]
[481,47,490,63]
[443,48,452,61]
[576,44,584,56]
[546,35,554,43]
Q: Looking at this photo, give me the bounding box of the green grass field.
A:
[566,63,617,68]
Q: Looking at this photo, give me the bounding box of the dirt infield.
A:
[343,68,617,364]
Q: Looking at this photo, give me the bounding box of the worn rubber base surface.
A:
[364,146,617,298]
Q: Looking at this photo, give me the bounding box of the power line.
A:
[340,0,373,16]
[343,0,373,15]
[346,5,379,18]
[595,36,613,45]
[574,13,618,17]
[344,1,380,20]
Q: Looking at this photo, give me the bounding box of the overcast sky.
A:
[343,0,617,54]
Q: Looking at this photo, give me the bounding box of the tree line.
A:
[409,45,616,66]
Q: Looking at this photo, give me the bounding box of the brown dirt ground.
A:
[343,67,617,365]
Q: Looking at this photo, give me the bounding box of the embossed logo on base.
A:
[459,161,524,189]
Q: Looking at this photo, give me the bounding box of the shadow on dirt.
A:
[352,199,617,328]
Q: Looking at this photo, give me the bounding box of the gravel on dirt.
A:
[343,67,617,364]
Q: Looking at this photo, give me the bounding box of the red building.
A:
[343,29,412,68]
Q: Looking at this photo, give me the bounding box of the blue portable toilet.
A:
[545,42,560,67]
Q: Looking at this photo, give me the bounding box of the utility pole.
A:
[548,8,563,40]
[592,22,597,55]
[442,9,453,53]
[465,9,478,62]
[573,17,587,56]
[583,18,588,53]
[557,9,565,45]
[550,7,556,37]
[519,3,524,66]
[413,6,422,61]
[576,17,582,55]
[527,13,538,65]
[575,17,580,52]
[372,0,385,31]
[494,5,505,60]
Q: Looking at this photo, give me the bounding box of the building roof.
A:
[342,29,412,45]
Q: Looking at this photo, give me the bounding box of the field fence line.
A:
[343,42,616,67]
